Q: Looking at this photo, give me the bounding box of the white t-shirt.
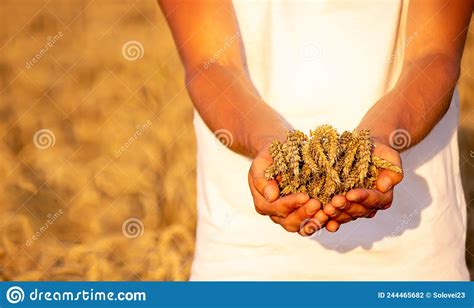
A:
[190,0,469,280]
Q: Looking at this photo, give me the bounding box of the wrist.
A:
[251,131,286,158]
[248,115,292,158]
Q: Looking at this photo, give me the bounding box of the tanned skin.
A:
[159,0,472,235]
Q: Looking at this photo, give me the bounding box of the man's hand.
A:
[322,141,403,232]
[310,0,472,234]
[248,144,322,233]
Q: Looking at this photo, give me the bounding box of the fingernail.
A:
[324,205,335,216]
[346,192,356,201]
[264,186,273,201]
[315,210,327,222]
[339,201,347,210]
[333,198,343,208]
[306,204,318,215]
[381,177,392,191]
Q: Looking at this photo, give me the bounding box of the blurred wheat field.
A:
[0,0,196,280]
[0,1,472,281]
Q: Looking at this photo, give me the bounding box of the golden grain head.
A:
[264,125,403,202]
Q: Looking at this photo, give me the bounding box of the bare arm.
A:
[158,0,289,158]
[159,0,317,233]
[358,0,473,147]
[325,0,473,231]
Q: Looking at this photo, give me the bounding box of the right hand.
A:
[322,141,404,232]
[248,144,322,234]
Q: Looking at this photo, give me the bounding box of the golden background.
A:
[0,1,472,280]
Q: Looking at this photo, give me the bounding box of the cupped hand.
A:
[298,209,329,236]
[248,145,323,233]
[322,141,404,232]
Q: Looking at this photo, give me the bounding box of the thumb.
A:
[376,169,403,193]
[250,154,280,202]
[373,143,403,193]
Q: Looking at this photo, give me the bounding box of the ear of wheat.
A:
[265,125,402,204]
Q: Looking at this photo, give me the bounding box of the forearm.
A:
[186,65,291,158]
[358,54,460,150]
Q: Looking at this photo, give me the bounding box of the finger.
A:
[346,189,369,204]
[249,156,280,202]
[281,199,321,232]
[340,201,371,219]
[270,215,283,225]
[376,169,403,193]
[346,188,390,209]
[331,195,349,210]
[323,204,340,218]
[326,220,340,232]
[251,178,308,217]
[248,174,273,216]
[270,215,305,233]
[314,209,329,226]
[298,218,323,237]
[255,196,304,217]
[272,193,309,217]
[323,203,355,223]
[372,141,403,192]
[249,174,301,217]
[329,209,354,224]
[329,195,354,223]
[366,210,378,218]
[373,140,403,168]
[380,200,393,210]
[333,213,354,224]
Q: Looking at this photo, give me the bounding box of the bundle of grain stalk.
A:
[264,125,402,204]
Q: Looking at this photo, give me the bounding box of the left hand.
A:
[322,141,404,232]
